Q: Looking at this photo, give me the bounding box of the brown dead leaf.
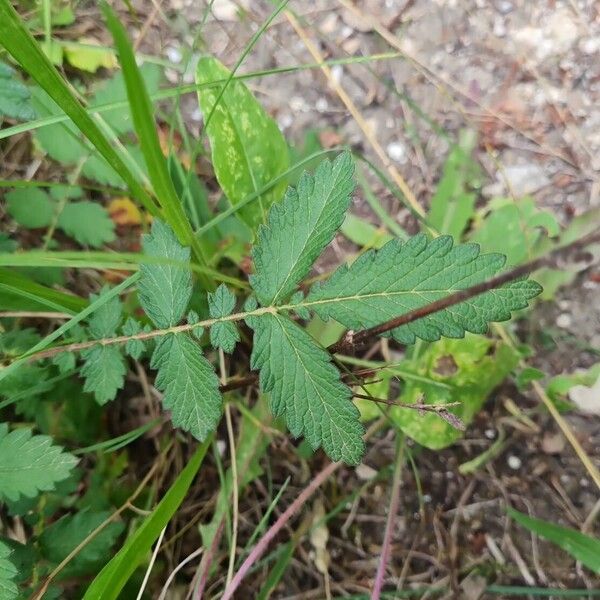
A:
[108,197,142,226]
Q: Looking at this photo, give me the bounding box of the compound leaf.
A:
[208,284,239,353]
[305,234,542,345]
[81,345,126,405]
[122,318,147,360]
[138,219,192,329]
[0,540,18,600]
[5,188,55,229]
[0,61,35,121]
[151,334,222,441]
[87,288,122,338]
[251,152,355,306]
[195,55,289,230]
[247,313,364,464]
[57,201,115,247]
[0,424,78,502]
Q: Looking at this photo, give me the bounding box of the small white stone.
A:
[278,113,293,129]
[556,313,572,329]
[387,141,407,164]
[485,428,496,440]
[355,463,377,481]
[580,478,589,487]
[331,64,343,85]
[166,46,182,64]
[507,455,522,470]
[315,97,329,112]
[191,108,202,122]
[216,439,227,456]
[290,96,307,112]
[423,494,432,503]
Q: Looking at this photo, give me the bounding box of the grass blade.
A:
[508,508,600,574]
[0,0,157,214]
[101,2,212,288]
[83,439,211,600]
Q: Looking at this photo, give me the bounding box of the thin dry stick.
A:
[136,526,167,600]
[158,547,203,600]
[0,311,71,319]
[371,436,405,600]
[284,9,426,219]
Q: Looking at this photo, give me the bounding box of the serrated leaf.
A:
[0,540,18,600]
[248,313,364,464]
[81,153,123,187]
[39,509,124,578]
[87,288,122,338]
[57,201,116,247]
[122,318,146,360]
[0,424,78,502]
[0,61,35,121]
[195,55,289,230]
[81,346,126,405]
[51,351,76,374]
[151,333,222,440]
[208,284,236,317]
[391,336,519,448]
[305,234,542,345]
[5,188,55,229]
[138,219,192,328]
[187,310,204,339]
[208,284,239,352]
[251,152,354,305]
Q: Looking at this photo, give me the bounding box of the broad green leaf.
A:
[5,188,54,229]
[0,424,78,502]
[81,346,126,405]
[62,39,117,73]
[391,335,519,448]
[51,351,76,374]
[305,234,542,345]
[196,55,289,230]
[470,196,559,265]
[138,219,192,329]
[86,288,122,338]
[0,61,35,121]
[208,284,239,353]
[341,213,393,250]
[57,201,116,247]
[122,318,147,360]
[39,509,124,578]
[508,508,600,574]
[81,154,123,187]
[251,152,354,305]
[0,540,18,600]
[428,129,480,239]
[83,440,210,600]
[151,333,222,440]
[91,63,162,136]
[248,312,364,464]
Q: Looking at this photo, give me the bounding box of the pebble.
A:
[556,313,572,329]
[485,428,496,439]
[315,97,329,112]
[507,455,522,470]
[166,46,182,64]
[387,141,407,164]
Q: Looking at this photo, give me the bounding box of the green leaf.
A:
[341,213,393,250]
[391,335,519,448]
[0,540,18,600]
[0,424,78,502]
[122,318,146,360]
[305,234,542,345]
[5,188,55,229]
[138,219,192,328]
[470,196,559,265]
[508,508,600,574]
[51,351,76,374]
[251,152,354,305]
[81,346,126,405]
[208,284,239,353]
[195,55,290,230]
[151,333,222,440]
[57,201,116,247]
[248,313,364,464]
[91,64,162,136]
[428,129,480,239]
[81,154,123,187]
[0,61,35,121]
[0,0,156,212]
[87,288,122,338]
[62,40,117,73]
[83,440,210,600]
[39,509,124,578]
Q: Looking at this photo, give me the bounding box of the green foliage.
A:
[81,346,126,405]
[0,424,77,502]
[39,509,124,578]
[196,55,290,230]
[151,333,222,441]
[122,318,147,360]
[390,336,519,448]
[251,152,354,305]
[5,188,55,229]
[428,129,480,238]
[508,508,600,574]
[138,219,192,329]
[0,61,34,121]
[247,312,364,464]
[306,234,541,344]
[208,284,239,353]
[0,540,18,600]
